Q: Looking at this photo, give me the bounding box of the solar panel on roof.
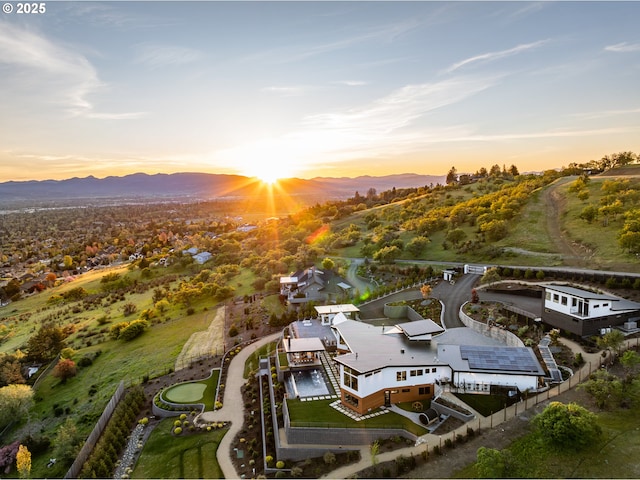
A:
[460,345,541,373]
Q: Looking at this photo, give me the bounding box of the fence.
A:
[64,381,125,479]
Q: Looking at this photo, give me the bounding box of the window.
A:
[343,367,358,391]
[396,371,407,382]
[603,303,609,307]
[546,292,551,301]
[344,393,359,407]
[410,369,423,377]
[432,367,437,373]
[553,294,559,303]
[561,296,568,306]
[419,386,431,395]
[572,298,578,307]
[402,388,410,393]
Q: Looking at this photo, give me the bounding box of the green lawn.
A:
[161,370,220,410]
[286,398,428,436]
[132,417,228,479]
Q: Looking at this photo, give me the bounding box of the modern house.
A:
[542,284,640,336]
[329,319,545,414]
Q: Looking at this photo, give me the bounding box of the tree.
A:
[475,447,505,478]
[480,267,501,286]
[372,245,401,264]
[16,445,31,479]
[26,325,67,362]
[446,166,458,185]
[321,257,335,271]
[579,205,598,223]
[53,358,77,383]
[0,384,34,427]
[620,350,640,382]
[597,329,625,363]
[420,284,432,299]
[406,236,430,256]
[53,418,83,464]
[532,401,601,449]
[579,369,623,409]
[446,228,467,246]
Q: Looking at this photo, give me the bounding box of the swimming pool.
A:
[287,369,331,398]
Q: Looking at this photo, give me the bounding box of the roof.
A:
[545,284,640,311]
[315,304,360,315]
[280,276,298,284]
[332,320,441,373]
[397,319,444,339]
[283,337,325,353]
[438,344,545,376]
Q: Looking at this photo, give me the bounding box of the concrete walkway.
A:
[198,332,281,479]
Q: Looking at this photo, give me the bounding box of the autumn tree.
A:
[53,358,77,383]
[16,445,31,479]
[0,384,34,427]
[420,284,432,299]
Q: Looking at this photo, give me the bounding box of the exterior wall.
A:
[543,307,637,336]
[453,371,538,393]
[340,384,435,415]
[544,288,615,318]
[460,304,525,347]
[338,363,447,414]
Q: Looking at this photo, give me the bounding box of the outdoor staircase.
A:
[320,351,341,397]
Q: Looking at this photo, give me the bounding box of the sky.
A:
[0,1,639,182]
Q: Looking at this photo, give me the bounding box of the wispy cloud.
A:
[605,42,640,53]
[213,75,499,172]
[245,18,421,65]
[444,40,549,74]
[332,80,368,87]
[568,107,640,120]
[134,44,204,68]
[0,20,145,119]
[261,85,316,97]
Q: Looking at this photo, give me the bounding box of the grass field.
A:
[286,398,428,436]
[132,417,227,479]
[161,370,219,410]
[454,382,640,478]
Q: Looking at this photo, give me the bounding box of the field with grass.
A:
[286,398,428,436]
[454,381,640,478]
[132,417,227,479]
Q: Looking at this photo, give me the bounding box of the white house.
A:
[542,284,640,336]
[328,319,545,414]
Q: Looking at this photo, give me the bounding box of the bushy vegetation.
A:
[79,386,146,478]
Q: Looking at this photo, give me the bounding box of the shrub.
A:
[265,455,274,465]
[174,427,182,435]
[276,460,285,469]
[174,420,181,427]
[119,319,149,341]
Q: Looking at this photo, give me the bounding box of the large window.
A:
[410,369,423,377]
[343,366,358,391]
[396,371,407,382]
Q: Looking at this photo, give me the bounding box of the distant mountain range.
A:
[0,172,445,204]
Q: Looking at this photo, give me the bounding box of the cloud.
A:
[444,40,549,74]
[333,80,368,87]
[568,108,640,120]
[134,44,204,68]
[213,75,499,172]
[261,86,315,97]
[245,18,421,65]
[604,42,640,53]
[0,20,144,119]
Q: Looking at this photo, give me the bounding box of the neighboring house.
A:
[542,284,640,336]
[193,252,213,265]
[280,267,353,305]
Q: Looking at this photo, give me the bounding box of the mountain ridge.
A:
[0,172,446,203]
